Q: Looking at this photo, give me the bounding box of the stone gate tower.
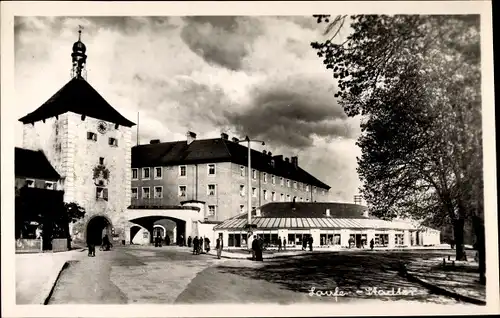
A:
[18,30,135,243]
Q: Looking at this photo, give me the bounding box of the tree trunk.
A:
[472,215,486,285]
[453,218,467,261]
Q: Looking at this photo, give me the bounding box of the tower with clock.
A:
[19,29,136,245]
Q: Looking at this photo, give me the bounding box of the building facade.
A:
[214,202,441,249]
[131,132,332,222]
[18,32,135,244]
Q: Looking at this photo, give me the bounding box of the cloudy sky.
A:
[14,16,362,202]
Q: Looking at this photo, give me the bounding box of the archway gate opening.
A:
[86,215,113,246]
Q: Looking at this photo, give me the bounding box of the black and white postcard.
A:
[1,1,498,317]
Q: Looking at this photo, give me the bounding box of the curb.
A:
[399,263,486,305]
[42,261,70,305]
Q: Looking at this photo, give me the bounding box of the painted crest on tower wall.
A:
[93,164,110,187]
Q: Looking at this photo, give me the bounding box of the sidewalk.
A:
[16,248,86,304]
[402,254,486,305]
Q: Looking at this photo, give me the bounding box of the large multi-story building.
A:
[131,132,332,222]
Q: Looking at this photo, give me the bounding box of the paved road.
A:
[48,245,461,304]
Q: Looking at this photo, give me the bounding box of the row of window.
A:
[24,179,56,190]
[87,132,118,147]
[239,166,324,194]
[132,186,164,199]
[132,164,216,180]
[130,186,216,216]
[239,185,311,202]
[132,165,327,196]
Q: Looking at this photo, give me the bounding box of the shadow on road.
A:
[214,251,459,304]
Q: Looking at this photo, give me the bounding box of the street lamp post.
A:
[239,136,265,251]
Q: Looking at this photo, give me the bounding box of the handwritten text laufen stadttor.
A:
[308,286,418,301]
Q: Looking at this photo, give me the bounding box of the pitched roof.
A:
[15,147,60,180]
[132,138,330,189]
[18,77,135,127]
[213,216,418,231]
[244,202,369,219]
[213,202,420,231]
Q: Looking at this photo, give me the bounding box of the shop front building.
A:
[214,202,441,249]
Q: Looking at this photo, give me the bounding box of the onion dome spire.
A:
[71,26,87,79]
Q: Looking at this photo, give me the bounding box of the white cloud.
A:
[15,16,362,201]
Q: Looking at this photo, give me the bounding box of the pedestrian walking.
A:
[251,235,258,260]
[205,237,211,253]
[370,238,374,250]
[216,236,223,259]
[101,234,112,251]
[87,235,95,257]
[302,238,307,251]
[309,236,313,251]
[283,237,287,251]
[198,236,205,254]
[278,237,282,252]
[193,236,199,255]
[187,236,192,247]
[255,236,263,261]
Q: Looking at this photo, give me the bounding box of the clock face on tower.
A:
[97,121,108,134]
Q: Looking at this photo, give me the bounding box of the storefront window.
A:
[320,234,327,245]
[395,233,404,245]
[271,234,278,245]
[334,234,341,245]
[375,233,389,246]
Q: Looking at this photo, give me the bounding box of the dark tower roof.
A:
[18,77,135,127]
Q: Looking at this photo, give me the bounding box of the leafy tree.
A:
[51,202,86,248]
[311,15,483,282]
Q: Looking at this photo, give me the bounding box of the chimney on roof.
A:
[268,151,272,156]
[362,209,369,218]
[325,208,330,217]
[291,156,298,167]
[221,133,228,140]
[263,150,267,155]
[273,155,283,161]
[150,139,160,144]
[285,157,289,163]
[187,131,196,145]
[232,137,239,143]
[256,208,261,217]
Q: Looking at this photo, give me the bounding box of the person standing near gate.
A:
[87,234,95,257]
[193,236,199,255]
[251,235,258,260]
[216,235,223,259]
[308,236,313,252]
[255,236,263,261]
[278,237,282,252]
[187,236,192,248]
[283,237,287,251]
[205,237,211,253]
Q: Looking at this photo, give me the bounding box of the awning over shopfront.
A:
[214,202,421,231]
[214,216,417,231]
